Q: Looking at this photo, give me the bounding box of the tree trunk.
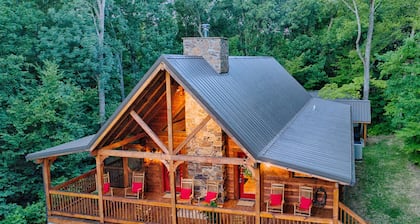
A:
[95,0,106,125]
[117,51,125,101]
[341,0,375,100]
[363,0,375,100]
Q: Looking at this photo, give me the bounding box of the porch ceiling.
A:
[94,70,168,150]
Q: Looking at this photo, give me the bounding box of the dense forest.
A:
[0,0,418,223]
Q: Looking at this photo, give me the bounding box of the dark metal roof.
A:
[259,98,355,185]
[26,54,355,185]
[164,55,354,185]
[334,99,371,124]
[164,55,311,157]
[25,135,94,161]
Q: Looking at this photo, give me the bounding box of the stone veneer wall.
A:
[183,37,229,74]
[185,92,226,203]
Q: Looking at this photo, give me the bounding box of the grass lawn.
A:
[342,136,420,224]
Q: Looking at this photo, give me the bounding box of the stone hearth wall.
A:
[185,92,225,203]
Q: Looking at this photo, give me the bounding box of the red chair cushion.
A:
[205,191,217,203]
[103,183,110,194]
[270,194,282,206]
[132,182,143,193]
[180,188,192,199]
[299,196,312,210]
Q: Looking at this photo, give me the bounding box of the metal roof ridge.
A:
[258,97,315,157]
[228,56,274,59]
[334,99,370,102]
[162,54,203,59]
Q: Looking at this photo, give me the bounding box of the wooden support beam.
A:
[99,149,251,166]
[363,123,368,143]
[99,133,146,150]
[114,79,166,141]
[166,72,174,153]
[143,88,166,123]
[42,159,52,216]
[174,115,211,154]
[254,164,261,224]
[123,157,129,187]
[160,160,170,170]
[130,110,169,154]
[333,183,339,224]
[124,144,145,150]
[96,156,105,223]
[174,160,184,169]
[169,161,177,224]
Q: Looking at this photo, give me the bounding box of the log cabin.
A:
[26,37,368,224]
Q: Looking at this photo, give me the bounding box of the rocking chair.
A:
[177,178,194,204]
[198,181,219,205]
[266,183,285,213]
[95,172,113,196]
[294,186,313,216]
[125,171,145,199]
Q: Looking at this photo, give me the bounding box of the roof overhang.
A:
[25,135,95,161]
[258,98,355,185]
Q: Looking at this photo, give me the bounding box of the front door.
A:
[239,153,255,199]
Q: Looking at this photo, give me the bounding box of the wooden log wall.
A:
[261,164,335,209]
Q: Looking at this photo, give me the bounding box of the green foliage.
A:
[318,77,363,99]
[0,0,419,220]
[0,1,44,62]
[0,201,46,224]
[0,61,96,215]
[378,35,420,160]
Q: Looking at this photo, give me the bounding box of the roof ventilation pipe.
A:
[202,24,210,37]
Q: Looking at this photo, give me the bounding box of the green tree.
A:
[379,36,420,162]
[0,61,95,219]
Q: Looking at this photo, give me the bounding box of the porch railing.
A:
[46,170,369,224]
[50,190,99,221]
[176,204,256,224]
[53,169,96,192]
[103,196,172,223]
[338,202,369,224]
[48,194,368,224]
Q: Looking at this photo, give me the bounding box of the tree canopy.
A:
[0,0,418,222]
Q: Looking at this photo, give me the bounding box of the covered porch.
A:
[42,161,367,224]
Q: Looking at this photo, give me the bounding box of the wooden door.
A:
[239,153,255,199]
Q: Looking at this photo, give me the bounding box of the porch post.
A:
[333,183,339,224]
[42,159,52,217]
[363,123,368,143]
[254,164,261,224]
[169,161,178,224]
[96,156,105,223]
[123,157,129,187]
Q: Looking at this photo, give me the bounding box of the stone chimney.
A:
[183,37,229,73]
[182,34,228,203]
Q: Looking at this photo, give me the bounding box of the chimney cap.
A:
[202,24,210,37]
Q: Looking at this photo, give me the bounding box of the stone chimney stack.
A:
[183,37,229,74]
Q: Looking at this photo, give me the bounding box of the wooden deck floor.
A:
[110,188,333,219]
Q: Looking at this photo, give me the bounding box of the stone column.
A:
[185,92,225,203]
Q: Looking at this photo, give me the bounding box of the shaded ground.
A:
[343,136,420,223]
